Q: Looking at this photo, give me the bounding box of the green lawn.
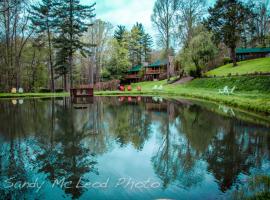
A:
[96,77,270,114]
[1,76,269,114]
[205,57,270,76]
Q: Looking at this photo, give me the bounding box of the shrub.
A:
[223,57,232,65]
[227,73,231,77]
[55,88,64,93]
[39,88,51,93]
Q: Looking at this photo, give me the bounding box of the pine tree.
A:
[53,0,95,90]
[30,0,57,91]
[206,0,252,66]
[142,33,153,63]
[114,25,126,43]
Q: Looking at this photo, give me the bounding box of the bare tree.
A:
[177,0,206,47]
[151,0,180,53]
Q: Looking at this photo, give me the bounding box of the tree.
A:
[178,27,217,77]
[151,0,179,53]
[106,38,131,79]
[114,25,126,43]
[177,0,206,47]
[53,0,95,90]
[30,0,57,92]
[142,33,153,63]
[206,0,252,66]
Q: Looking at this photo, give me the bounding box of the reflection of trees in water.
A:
[106,102,152,150]
[151,102,205,189]
[204,123,270,192]
[35,98,100,199]
[151,101,270,192]
[0,97,270,198]
[0,99,48,199]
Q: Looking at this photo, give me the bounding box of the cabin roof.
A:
[148,59,168,68]
[236,48,270,54]
[127,64,142,72]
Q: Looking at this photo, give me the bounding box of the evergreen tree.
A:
[206,0,252,66]
[142,33,153,63]
[53,0,95,90]
[30,0,56,91]
[114,25,126,43]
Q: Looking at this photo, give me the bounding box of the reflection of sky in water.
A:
[0,97,269,199]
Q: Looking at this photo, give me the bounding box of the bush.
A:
[223,57,232,65]
[227,73,231,77]
[55,88,64,93]
[39,88,51,93]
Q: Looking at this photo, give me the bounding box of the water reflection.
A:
[0,97,269,199]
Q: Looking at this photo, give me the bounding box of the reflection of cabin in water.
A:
[236,48,270,61]
[144,60,167,81]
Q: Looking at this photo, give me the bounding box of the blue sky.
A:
[84,0,216,41]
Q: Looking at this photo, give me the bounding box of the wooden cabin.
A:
[236,48,270,61]
[124,65,142,83]
[144,60,167,81]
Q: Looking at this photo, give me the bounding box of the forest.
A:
[0,0,269,92]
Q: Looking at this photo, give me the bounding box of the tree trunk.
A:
[64,73,67,91]
[230,47,237,67]
[47,24,55,92]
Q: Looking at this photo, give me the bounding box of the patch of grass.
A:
[185,76,270,93]
[205,57,270,76]
[0,92,69,99]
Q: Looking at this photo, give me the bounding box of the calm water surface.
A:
[0,97,269,200]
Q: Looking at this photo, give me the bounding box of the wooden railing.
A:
[146,69,165,74]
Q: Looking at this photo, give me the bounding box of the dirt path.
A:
[173,76,194,85]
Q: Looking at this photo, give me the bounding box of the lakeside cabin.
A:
[125,64,143,83]
[144,59,168,81]
[125,59,168,83]
[236,48,270,61]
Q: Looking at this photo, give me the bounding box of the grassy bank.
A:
[96,77,270,114]
[0,76,269,114]
[205,57,270,76]
[0,92,69,99]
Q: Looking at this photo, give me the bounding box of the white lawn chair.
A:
[18,88,24,93]
[157,85,163,91]
[153,85,158,90]
[229,86,236,95]
[218,86,229,95]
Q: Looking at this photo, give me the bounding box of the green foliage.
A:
[206,57,270,76]
[178,28,217,77]
[53,0,95,88]
[206,0,252,65]
[106,39,131,79]
[114,25,127,43]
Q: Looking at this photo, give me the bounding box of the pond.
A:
[0,96,269,200]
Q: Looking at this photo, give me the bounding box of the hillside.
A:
[205,57,270,76]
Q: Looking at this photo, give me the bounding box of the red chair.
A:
[127,85,132,91]
[119,85,125,91]
[137,86,141,91]
[128,96,132,102]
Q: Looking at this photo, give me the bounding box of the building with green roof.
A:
[236,48,270,61]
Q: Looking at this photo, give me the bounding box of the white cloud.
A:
[95,0,156,36]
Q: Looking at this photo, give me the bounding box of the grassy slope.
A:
[96,77,270,114]
[205,57,270,76]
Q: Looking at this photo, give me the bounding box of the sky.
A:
[93,0,156,36]
[82,0,216,46]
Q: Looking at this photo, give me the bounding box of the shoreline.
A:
[0,89,269,115]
